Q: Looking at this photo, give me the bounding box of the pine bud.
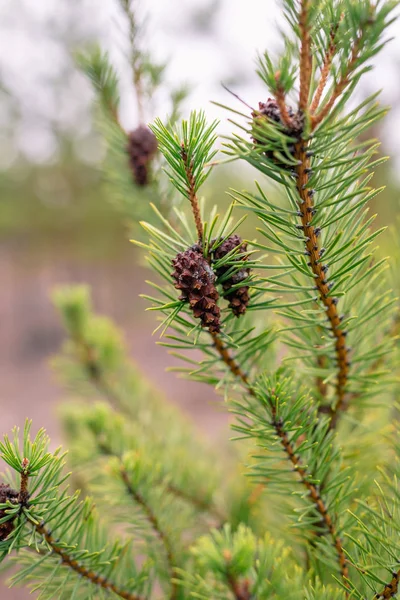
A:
[126,125,158,186]
[213,235,251,317]
[0,483,19,541]
[172,245,221,333]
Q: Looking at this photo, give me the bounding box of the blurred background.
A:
[0,2,400,595]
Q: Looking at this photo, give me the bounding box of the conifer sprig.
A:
[231,371,354,592]
[150,112,218,240]
[0,424,148,599]
[218,0,397,433]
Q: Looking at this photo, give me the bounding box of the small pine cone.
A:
[0,483,19,541]
[252,99,303,169]
[213,235,250,317]
[126,125,158,186]
[172,245,221,333]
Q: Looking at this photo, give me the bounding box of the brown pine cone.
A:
[126,125,158,186]
[0,483,19,541]
[213,235,250,317]
[252,99,304,169]
[172,245,221,333]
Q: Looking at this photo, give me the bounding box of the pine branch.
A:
[311,34,362,129]
[310,16,342,114]
[77,47,125,132]
[0,423,147,598]
[165,482,226,524]
[74,334,123,410]
[211,333,253,393]
[275,77,295,129]
[180,144,204,241]
[94,432,226,525]
[119,0,145,123]
[33,521,143,600]
[270,406,349,594]
[232,373,355,593]
[293,142,349,429]
[374,571,400,600]
[227,573,251,600]
[119,466,178,599]
[299,0,312,112]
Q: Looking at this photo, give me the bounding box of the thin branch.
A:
[374,569,400,599]
[33,521,142,600]
[119,466,178,600]
[211,332,253,393]
[311,36,362,129]
[299,0,312,112]
[120,0,145,124]
[165,482,226,524]
[181,140,349,586]
[294,142,350,430]
[180,146,204,241]
[96,438,226,525]
[271,406,350,594]
[226,573,251,600]
[310,16,343,113]
[109,103,126,133]
[18,459,30,505]
[275,82,295,129]
[72,335,123,412]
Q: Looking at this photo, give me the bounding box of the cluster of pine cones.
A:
[126,125,158,186]
[171,236,251,334]
[252,98,304,169]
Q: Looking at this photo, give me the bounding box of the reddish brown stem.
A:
[210,332,254,394]
[181,146,204,241]
[227,574,251,600]
[294,142,349,429]
[374,570,400,599]
[311,38,361,129]
[310,18,342,113]
[299,0,312,111]
[275,83,294,129]
[34,521,142,600]
[271,407,349,594]
[18,461,30,505]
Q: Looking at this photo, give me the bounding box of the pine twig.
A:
[119,466,178,600]
[176,113,350,589]
[33,521,142,600]
[294,142,350,430]
[374,570,400,599]
[271,406,350,594]
[310,17,342,113]
[180,145,204,241]
[96,438,226,526]
[311,35,362,129]
[299,0,312,112]
[211,333,253,393]
[226,573,251,600]
[275,77,295,129]
[18,459,30,505]
[165,482,226,524]
[72,335,123,412]
[120,0,145,124]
